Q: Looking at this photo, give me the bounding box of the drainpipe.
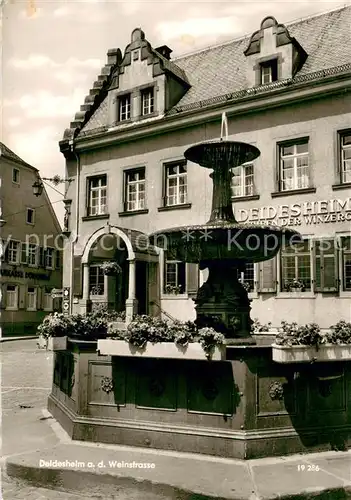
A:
[68,140,80,313]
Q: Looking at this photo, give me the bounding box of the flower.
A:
[165,284,182,295]
[100,261,122,275]
[284,279,305,291]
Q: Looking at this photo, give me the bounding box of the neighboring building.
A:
[60,6,351,329]
[0,143,62,335]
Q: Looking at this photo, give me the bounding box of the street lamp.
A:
[32,175,72,197]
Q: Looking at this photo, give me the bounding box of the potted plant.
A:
[100,261,122,276]
[165,284,183,295]
[251,318,272,333]
[284,279,305,292]
[272,320,351,363]
[97,315,226,360]
[37,313,70,350]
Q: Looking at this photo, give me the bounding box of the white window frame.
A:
[89,264,105,297]
[337,234,351,297]
[6,285,18,310]
[231,163,254,197]
[125,169,146,211]
[43,288,53,311]
[26,208,35,225]
[88,175,107,216]
[28,244,38,267]
[277,237,315,298]
[339,130,351,184]
[119,94,131,121]
[165,161,187,206]
[12,168,20,184]
[279,139,310,192]
[45,247,54,269]
[27,287,37,311]
[141,88,154,116]
[260,60,277,84]
[8,240,20,264]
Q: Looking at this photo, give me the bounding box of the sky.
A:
[2,0,350,225]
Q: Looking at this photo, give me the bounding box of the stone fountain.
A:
[151,113,300,341]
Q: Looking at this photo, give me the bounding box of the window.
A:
[237,262,255,292]
[164,161,187,206]
[43,288,53,311]
[6,285,18,310]
[55,250,61,269]
[141,88,154,116]
[119,94,131,121]
[278,139,309,191]
[89,265,105,295]
[8,240,19,264]
[281,239,311,292]
[164,258,186,294]
[125,168,145,211]
[88,175,107,216]
[21,243,28,264]
[341,236,351,291]
[260,60,278,84]
[133,50,139,61]
[315,239,338,292]
[26,208,35,224]
[27,287,37,311]
[45,247,54,269]
[231,163,254,197]
[28,244,38,266]
[339,131,351,184]
[12,168,20,184]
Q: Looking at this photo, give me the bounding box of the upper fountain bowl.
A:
[184,140,261,169]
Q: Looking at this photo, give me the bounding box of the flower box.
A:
[272,343,351,363]
[97,339,226,360]
[47,336,67,351]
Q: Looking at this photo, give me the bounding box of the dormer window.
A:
[141,88,154,116]
[118,94,131,121]
[260,60,278,84]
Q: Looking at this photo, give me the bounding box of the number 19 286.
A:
[297,464,320,471]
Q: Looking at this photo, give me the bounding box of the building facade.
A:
[0,144,63,335]
[60,7,351,329]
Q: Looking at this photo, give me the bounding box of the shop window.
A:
[231,163,254,197]
[314,239,338,292]
[339,130,351,184]
[89,265,105,295]
[87,175,107,216]
[6,285,18,310]
[164,257,186,294]
[124,168,146,211]
[164,161,187,207]
[281,239,311,292]
[27,287,37,311]
[341,236,351,291]
[278,139,310,192]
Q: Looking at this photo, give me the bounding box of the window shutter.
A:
[186,263,199,296]
[19,285,26,310]
[275,144,281,191]
[55,250,61,270]
[258,257,277,293]
[314,241,338,292]
[0,240,4,261]
[37,287,42,310]
[178,262,186,293]
[39,247,44,267]
[0,284,6,309]
[73,255,83,296]
[21,243,28,264]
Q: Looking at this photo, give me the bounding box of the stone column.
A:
[125,259,138,323]
[80,263,90,314]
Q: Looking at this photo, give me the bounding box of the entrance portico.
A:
[80,224,159,322]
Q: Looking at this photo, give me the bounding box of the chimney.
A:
[155,45,172,60]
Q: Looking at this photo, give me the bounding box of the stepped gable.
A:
[63,5,351,142]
